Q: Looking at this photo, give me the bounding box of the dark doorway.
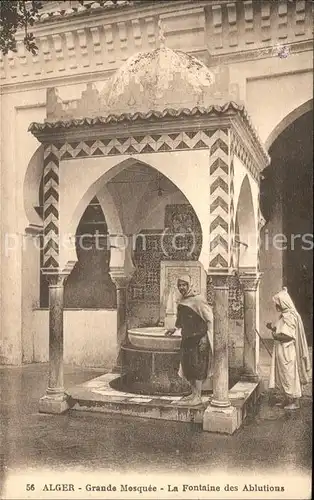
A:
[260,110,313,342]
[40,196,116,309]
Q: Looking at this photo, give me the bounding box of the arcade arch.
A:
[41,159,204,309]
[23,145,44,227]
[63,153,209,273]
[260,107,313,340]
[235,175,258,271]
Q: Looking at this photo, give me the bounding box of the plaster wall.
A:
[0,91,45,364]
[33,309,117,368]
[138,191,187,230]
[259,203,284,338]
[228,51,313,144]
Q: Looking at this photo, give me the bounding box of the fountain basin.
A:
[127,327,181,351]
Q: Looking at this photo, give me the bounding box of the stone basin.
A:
[127,327,181,351]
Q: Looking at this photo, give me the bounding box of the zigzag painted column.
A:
[209,129,230,270]
[43,144,60,271]
[39,144,70,413]
[229,158,236,269]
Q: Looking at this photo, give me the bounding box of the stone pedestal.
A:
[239,273,261,382]
[210,275,231,408]
[39,273,70,414]
[111,346,191,396]
[110,271,133,373]
[203,405,238,434]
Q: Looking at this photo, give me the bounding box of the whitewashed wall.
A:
[32,309,117,368]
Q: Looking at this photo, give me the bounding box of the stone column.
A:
[210,275,231,408]
[239,273,261,382]
[110,271,132,373]
[39,273,69,414]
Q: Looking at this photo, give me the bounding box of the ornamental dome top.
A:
[98,46,215,114]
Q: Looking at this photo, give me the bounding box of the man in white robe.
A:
[266,287,311,410]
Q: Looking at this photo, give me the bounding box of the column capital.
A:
[238,272,262,291]
[110,267,133,289]
[210,274,229,290]
[44,272,69,287]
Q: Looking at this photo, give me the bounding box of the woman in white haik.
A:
[266,287,311,410]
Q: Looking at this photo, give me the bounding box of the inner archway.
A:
[260,110,313,341]
[41,161,203,317]
[235,175,257,270]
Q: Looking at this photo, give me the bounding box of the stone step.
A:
[67,373,262,434]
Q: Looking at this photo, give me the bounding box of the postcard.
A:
[0,1,312,499]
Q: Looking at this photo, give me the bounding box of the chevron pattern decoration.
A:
[209,129,230,269]
[43,145,59,271]
[57,130,219,159]
[230,129,260,182]
[47,128,234,272]
[257,200,262,272]
[229,158,236,269]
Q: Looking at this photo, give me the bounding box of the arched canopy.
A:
[60,153,209,272]
[235,175,258,270]
[23,145,44,227]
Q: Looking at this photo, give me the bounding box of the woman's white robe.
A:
[269,309,310,398]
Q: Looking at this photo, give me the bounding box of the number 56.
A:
[26,484,35,491]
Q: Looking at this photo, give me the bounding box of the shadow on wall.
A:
[40,197,117,309]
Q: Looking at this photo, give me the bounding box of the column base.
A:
[39,393,70,414]
[210,398,231,408]
[241,372,260,383]
[203,405,238,434]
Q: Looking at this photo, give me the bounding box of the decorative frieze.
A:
[146,17,156,47]
[52,34,65,72]
[17,41,28,77]
[261,1,271,42]
[131,19,142,48]
[0,55,4,80]
[243,0,254,45]
[104,24,116,64]
[227,2,238,48]
[1,1,312,85]
[7,50,16,74]
[117,21,128,60]
[278,0,288,40]
[65,31,78,69]
[41,36,53,75]
[77,28,90,67]
[295,0,306,36]
[47,129,219,160]
[90,27,103,66]
[230,129,261,183]
[212,4,223,50]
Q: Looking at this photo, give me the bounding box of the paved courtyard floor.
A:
[0,362,312,495]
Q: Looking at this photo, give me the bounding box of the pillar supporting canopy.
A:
[210,273,231,408]
[238,272,262,292]
[109,266,135,374]
[238,272,262,382]
[39,271,71,414]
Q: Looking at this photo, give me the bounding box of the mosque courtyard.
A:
[1,356,311,489]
